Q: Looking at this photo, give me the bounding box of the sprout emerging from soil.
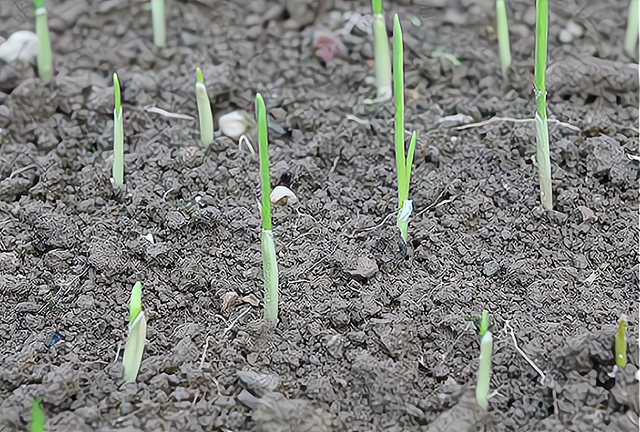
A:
[479,309,490,338]
[365,0,392,104]
[195,67,214,147]
[123,281,147,383]
[625,0,639,58]
[112,73,124,189]
[392,14,418,246]
[615,314,628,368]
[33,0,53,83]
[476,310,493,410]
[150,0,166,47]
[255,93,279,327]
[495,0,511,75]
[534,0,552,210]
[30,397,45,432]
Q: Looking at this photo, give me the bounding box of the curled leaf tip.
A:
[195,67,204,84]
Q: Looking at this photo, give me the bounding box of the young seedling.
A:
[476,310,493,410]
[33,0,53,83]
[365,0,392,104]
[625,0,639,58]
[123,281,147,383]
[615,314,628,368]
[496,0,511,75]
[112,73,124,189]
[195,67,214,147]
[30,397,45,432]
[392,14,418,246]
[255,93,279,327]
[534,0,552,210]
[479,309,490,338]
[150,0,166,47]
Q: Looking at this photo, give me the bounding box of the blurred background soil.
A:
[0,0,638,431]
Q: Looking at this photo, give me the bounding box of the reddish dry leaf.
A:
[313,30,348,62]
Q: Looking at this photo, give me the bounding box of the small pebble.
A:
[484,261,500,277]
[559,29,574,44]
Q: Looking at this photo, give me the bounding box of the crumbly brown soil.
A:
[0,0,638,431]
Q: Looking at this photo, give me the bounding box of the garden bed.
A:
[0,0,638,431]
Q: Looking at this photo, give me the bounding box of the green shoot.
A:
[625,0,639,58]
[195,67,214,147]
[365,0,392,104]
[112,73,124,189]
[30,397,45,432]
[615,315,628,368]
[476,328,493,410]
[123,281,147,383]
[150,0,166,47]
[479,310,490,338]
[392,14,418,245]
[33,0,53,83]
[534,0,552,210]
[255,93,279,327]
[129,281,142,324]
[496,0,511,75]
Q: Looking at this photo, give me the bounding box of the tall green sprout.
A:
[615,315,628,368]
[150,0,166,47]
[30,397,45,432]
[476,310,493,410]
[195,67,214,147]
[123,281,147,383]
[534,0,552,210]
[625,0,639,58]
[255,94,279,326]
[496,0,511,75]
[112,73,124,188]
[366,0,392,104]
[33,0,53,83]
[392,14,418,245]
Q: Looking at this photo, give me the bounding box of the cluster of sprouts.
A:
[9,0,634,412]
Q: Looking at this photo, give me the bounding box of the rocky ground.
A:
[0,0,638,431]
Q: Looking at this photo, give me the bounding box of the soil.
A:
[0,0,638,431]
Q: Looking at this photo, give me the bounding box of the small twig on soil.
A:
[9,164,39,179]
[198,307,251,368]
[456,116,580,132]
[329,156,340,173]
[504,320,546,384]
[416,187,452,217]
[354,212,396,233]
[239,134,256,158]
[144,105,195,120]
[346,114,370,126]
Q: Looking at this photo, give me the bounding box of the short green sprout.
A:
[625,0,639,58]
[495,0,511,75]
[33,0,53,83]
[30,397,45,432]
[392,14,418,246]
[255,93,279,327]
[123,281,147,382]
[150,0,166,47]
[195,67,214,147]
[615,315,628,368]
[479,309,490,338]
[534,0,552,210]
[476,310,493,410]
[112,73,124,189]
[365,0,392,104]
